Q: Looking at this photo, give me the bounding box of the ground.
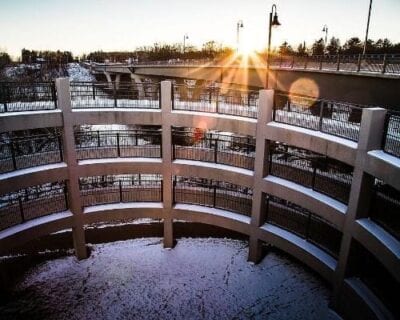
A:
[0,238,334,320]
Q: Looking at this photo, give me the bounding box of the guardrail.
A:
[79,174,162,207]
[0,82,57,113]
[273,92,362,142]
[89,53,400,75]
[268,141,353,204]
[172,85,259,119]
[0,130,63,174]
[173,176,252,216]
[70,82,160,109]
[382,110,400,158]
[369,180,399,240]
[75,129,161,160]
[0,181,68,231]
[172,128,255,170]
[265,194,342,258]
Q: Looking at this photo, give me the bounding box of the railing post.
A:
[116,132,120,157]
[215,89,219,113]
[213,185,217,208]
[63,184,69,209]
[10,140,17,170]
[4,84,9,112]
[119,180,122,202]
[381,54,387,74]
[97,130,101,147]
[18,195,25,222]
[336,54,341,71]
[304,56,309,69]
[357,54,362,72]
[51,82,57,108]
[113,81,117,107]
[214,138,218,163]
[319,56,323,70]
[318,100,324,131]
[92,83,96,100]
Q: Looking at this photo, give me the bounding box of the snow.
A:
[173,159,254,177]
[367,150,400,169]
[67,63,96,82]
[0,238,333,319]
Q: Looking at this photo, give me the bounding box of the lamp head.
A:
[271,13,281,27]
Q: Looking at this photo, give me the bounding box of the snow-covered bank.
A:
[0,238,332,320]
[67,63,95,82]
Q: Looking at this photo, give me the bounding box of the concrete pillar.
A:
[248,89,274,263]
[131,74,145,99]
[332,107,387,307]
[104,72,113,89]
[161,81,174,248]
[115,74,121,90]
[56,78,88,260]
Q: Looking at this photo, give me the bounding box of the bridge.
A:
[85,53,400,108]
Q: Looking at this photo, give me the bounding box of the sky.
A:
[1,0,399,58]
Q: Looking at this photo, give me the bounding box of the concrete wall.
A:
[0,79,399,319]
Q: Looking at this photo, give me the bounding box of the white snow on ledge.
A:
[84,202,163,214]
[0,210,72,240]
[355,219,400,260]
[267,122,358,150]
[0,109,62,117]
[0,162,67,180]
[72,108,161,113]
[261,223,337,272]
[173,203,251,225]
[79,157,162,165]
[172,109,258,123]
[173,159,254,177]
[367,150,400,169]
[264,175,347,215]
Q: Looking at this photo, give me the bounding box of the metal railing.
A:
[173,176,252,216]
[172,128,255,170]
[70,82,160,109]
[0,130,63,174]
[273,92,362,142]
[268,141,353,204]
[79,174,162,207]
[265,194,342,258]
[369,180,400,240]
[382,110,400,158]
[0,81,57,113]
[172,85,259,118]
[0,181,68,231]
[75,129,161,160]
[270,53,400,75]
[90,53,400,75]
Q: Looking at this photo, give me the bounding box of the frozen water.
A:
[0,237,332,320]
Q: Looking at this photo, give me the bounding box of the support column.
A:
[131,74,145,99]
[332,107,387,307]
[248,89,274,263]
[161,81,174,248]
[56,78,88,260]
[115,74,121,90]
[104,72,112,89]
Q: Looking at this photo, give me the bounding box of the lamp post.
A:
[183,34,189,54]
[322,25,328,45]
[363,0,373,55]
[266,4,281,88]
[236,20,244,52]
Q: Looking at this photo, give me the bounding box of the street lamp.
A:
[183,34,189,54]
[266,4,281,88]
[363,0,373,55]
[322,25,328,45]
[236,20,244,52]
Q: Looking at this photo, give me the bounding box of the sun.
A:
[237,41,256,57]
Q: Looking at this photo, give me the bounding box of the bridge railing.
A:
[0,181,68,231]
[172,85,259,118]
[79,174,163,207]
[273,92,362,142]
[0,82,57,113]
[267,141,354,204]
[382,110,400,158]
[265,194,342,258]
[173,176,253,216]
[75,129,161,160]
[70,82,160,109]
[172,128,255,170]
[0,129,63,174]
